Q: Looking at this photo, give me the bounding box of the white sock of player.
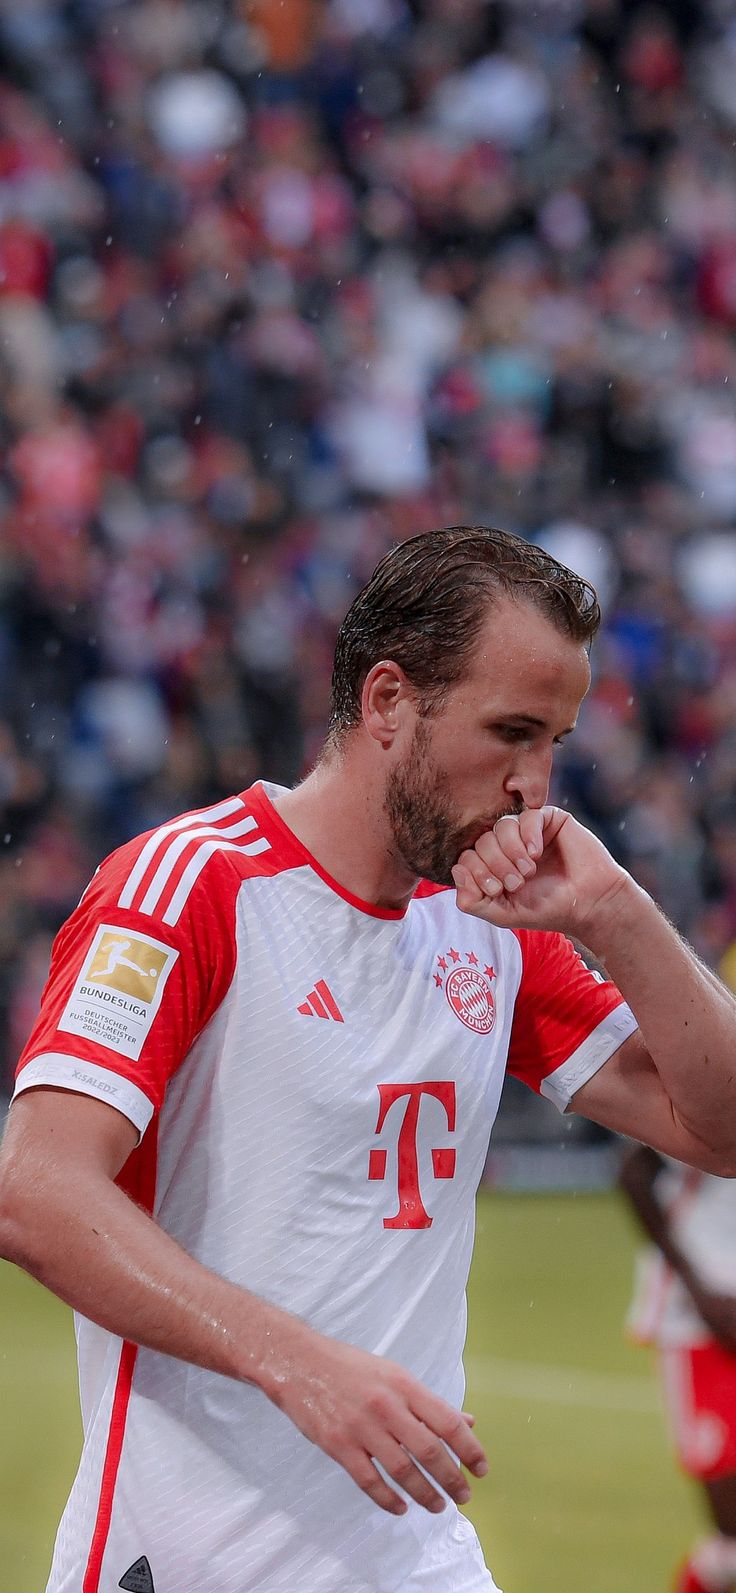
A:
[686,1535,736,1592]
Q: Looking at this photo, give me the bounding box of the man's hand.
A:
[262,1321,488,1516]
[451,807,630,942]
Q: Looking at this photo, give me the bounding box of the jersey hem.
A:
[539,1004,638,1111]
[12,1053,154,1136]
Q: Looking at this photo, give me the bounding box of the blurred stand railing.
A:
[483,1078,620,1192]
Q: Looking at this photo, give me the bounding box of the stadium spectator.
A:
[1,0,736,1089]
[4,525,736,1592]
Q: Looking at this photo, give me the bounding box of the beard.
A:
[383,718,522,886]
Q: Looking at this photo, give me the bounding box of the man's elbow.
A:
[707,1148,736,1179]
[0,1161,47,1273]
[682,1137,736,1178]
[669,1107,736,1178]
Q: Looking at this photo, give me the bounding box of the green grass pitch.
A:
[0,1190,704,1590]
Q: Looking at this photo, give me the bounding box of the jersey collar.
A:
[245,782,409,921]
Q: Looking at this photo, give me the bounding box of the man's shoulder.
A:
[84,787,299,931]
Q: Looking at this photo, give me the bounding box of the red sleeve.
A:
[507,929,638,1110]
[13,836,240,1138]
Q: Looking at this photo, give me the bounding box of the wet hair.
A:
[327,524,600,742]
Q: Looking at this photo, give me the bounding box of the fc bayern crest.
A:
[433,947,496,1035]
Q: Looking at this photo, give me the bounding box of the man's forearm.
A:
[1,1158,298,1396]
[584,880,736,1151]
[0,1143,489,1517]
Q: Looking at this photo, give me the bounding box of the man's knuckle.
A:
[392,1454,415,1486]
[352,1458,378,1490]
[366,1391,391,1423]
[449,1423,474,1451]
[364,1479,388,1506]
[441,1417,469,1452]
[406,1473,432,1502]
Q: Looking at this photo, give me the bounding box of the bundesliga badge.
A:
[434,947,496,1035]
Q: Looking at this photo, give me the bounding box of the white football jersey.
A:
[628,1158,736,1348]
[14,782,637,1593]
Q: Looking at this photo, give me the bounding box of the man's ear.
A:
[361,661,413,747]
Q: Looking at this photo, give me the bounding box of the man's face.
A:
[384,595,591,884]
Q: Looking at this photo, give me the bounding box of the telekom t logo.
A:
[368,1082,456,1230]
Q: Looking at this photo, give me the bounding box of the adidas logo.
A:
[119,1558,155,1593]
[297,980,344,1022]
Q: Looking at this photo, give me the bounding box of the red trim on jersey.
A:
[83,1339,138,1593]
[507,927,628,1093]
[82,1123,159,1590]
[249,784,408,920]
[120,807,268,920]
[14,804,305,1116]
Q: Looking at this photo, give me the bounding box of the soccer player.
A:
[1,524,736,1593]
[621,1145,736,1593]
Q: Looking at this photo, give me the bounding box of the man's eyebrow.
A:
[494,714,545,727]
[492,714,576,736]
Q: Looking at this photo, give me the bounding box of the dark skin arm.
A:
[619,1142,736,1353]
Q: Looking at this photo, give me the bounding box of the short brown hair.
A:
[328,525,600,740]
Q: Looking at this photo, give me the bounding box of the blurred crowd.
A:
[1,0,736,1084]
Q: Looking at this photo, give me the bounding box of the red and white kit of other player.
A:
[629,1161,736,1483]
[14,783,636,1593]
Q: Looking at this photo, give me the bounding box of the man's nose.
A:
[504,752,552,811]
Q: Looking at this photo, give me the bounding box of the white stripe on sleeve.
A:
[137,815,261,917]
[12,1053,154,1137]
[161,835,270,926]
[540,1003,639,1112]
[117,797,245,909]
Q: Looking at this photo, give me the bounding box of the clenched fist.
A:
[451,806,633,948]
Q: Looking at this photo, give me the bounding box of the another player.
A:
[1,525,736,1593]
[622,1145,736,1593]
